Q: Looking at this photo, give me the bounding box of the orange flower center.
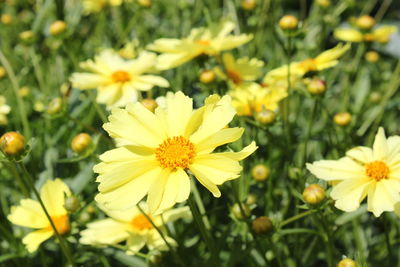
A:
[196,40,210,46]
[112,70,130,83]
[47,215,70,235]
[365,161,389,181]
[131,214,153,231]
[155,136,196,169]
[363,33,375,42]
[299,58,317,73]
[227,70,242,84]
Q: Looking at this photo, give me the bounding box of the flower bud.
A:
[47,97,63,115]
[49,20,67,36]
[365,51,379,63]
[199,69,216,84]
[333,112,352,126]
[18,87,30,97]
[246,193,257,205]
[316,0,330,7]
[19,30,35,44]
[252,216,273,235]
[33,101,45,112]
[255,109,275,125]
[0,66,6,79]
[241,0,256,10]
[337,258,357,267]
[138,0,152,7]
[369,91,381,103]
[141,98,158,112]
[0,132,25,156]
[279,15,299,30]
[232,203,251,220]
[71,133,92,154]
[1,14,12,24]
[307,78,326,95]
[78,212,91,224]
[303,184,325,205]
[251,164,270,182]
[64,196,80,213]
[356,15,375,30]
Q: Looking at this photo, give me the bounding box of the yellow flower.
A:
[94,91,257,214]
[148,21,253,70]
[0,95,11,125]
[82,0,133,14]
[334,25,397,43]
[216,53,264,85]
[80,203,190,254]
[307,127,400,217]
[70,50,169,109]
[229,83,287,116]
[8,179,71,252]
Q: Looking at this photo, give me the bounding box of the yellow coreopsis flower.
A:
[307,127,400,217]
[148,21,253,70]
[82,0,133,14]
[70,50,169,109]
[94,91,257,214]
[8,179,71,252]
[334,24,397,43]
[80,203,190,254]
[0,95,11,125]
[229,83,287,116]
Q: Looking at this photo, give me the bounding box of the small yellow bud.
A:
[303,184,325,205]
[47,97,63,115]
[0,66,6,79]
[251,164,270,182]
[337,258,357,267]
[369,91,382,103]
[246,193,257,205]
[137,0,152,7]
[78,212,91,224]
[64,196,80,213]
[19,30,35,44]
[1,14,12,24]
[307,78,326,95]
[71,133,92,154]
[49,20,67,36]
[255,109,276,125]
[252,216,273,235]
[316,0,330,7]
[141,98,158,112]
[199,69,216,84]
[241,0,256,10]
[356,15,375,30]
[0,131,25,156]
[333,112,352,126]
[18,87,30,97]
[365,51,379,63]
[279,15,299,30]
[232,203,251,220]
[33,101,45,112]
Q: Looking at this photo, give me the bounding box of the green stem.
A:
[280,210,317,228]
[191,180,211,229]
[317,211,334,267]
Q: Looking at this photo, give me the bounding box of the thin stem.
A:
[191,180,211,229]
[280,210,317,228]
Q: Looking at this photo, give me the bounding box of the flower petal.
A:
[165,91,194,137]
[346,146,373,164]
[40,179,71,217]
[367,179,400,217]
[373,127,388,160]
[80,218,130,245]
[330,178,371,212]
[22,229,53,253]
[195,127,244,154]
[126,234,146,255]
[306,157,364,181]
[8,199,48,228]
[147,169,171,214]
[216,141,257,160]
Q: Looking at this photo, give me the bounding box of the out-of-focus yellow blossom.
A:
[365,51,380,63]
[49,20,67,36]
[333,112,352,126]
[118,40,139,59]
[229,83,287,116]
[148,21,253,70]
[216,53,264,86]
[0,66,6,79]
[19,87,30,97]
[8,179,71,252]
[307,128,400,217]
[279,15,299,30]
[80,203,190,254]
[0,95,10,125]
[70,50,169,109]
[94,91,257,214]
[1,14,12,24]
[264,43,350,81]
[82,0,133,15]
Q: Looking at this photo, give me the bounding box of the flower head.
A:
[80,203,190,254]
[307,127,400,217]
[148,21,253,70]
[70,50,169,109]
[94,91,257,214]
[8,179,71,252]
[82,0,133,15]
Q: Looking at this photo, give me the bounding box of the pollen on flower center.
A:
[155,136,196,169]
[47,215,70,235]
[299,58,317,72]
[365,161,389,181]
[196,40,210,46]
[112,70,131,83]
[227,70,242,84]
[131,214,153,231]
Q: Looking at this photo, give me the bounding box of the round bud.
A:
[0,132,25,156]
[241,0,256,10]
[356,15,375,30]
[255,109,276,125]
[49,20,67,36]
[0,66,6,79]
[141,98,158,112]
[33,101,45,112]
[333,112,352,126]
[78,212,91,224]
[307,78,326,95]
[138,0,152,7]
[199,69,216,84]
[302,184,325,205]
[251,164,270,182]
[365,51,379,63]
[279,15,299,30]
[246,193,257,205]
[369,91,382,103]
[337,258,357,267]
[316,0,331,7]
[19,30,35,44]
[252,216,273,235]
[232,203,251,220]
[47,97,63,115]
[1,14,12,24]
[71,133,92,154]
[64,196,80,213]
[18,87,30,97]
